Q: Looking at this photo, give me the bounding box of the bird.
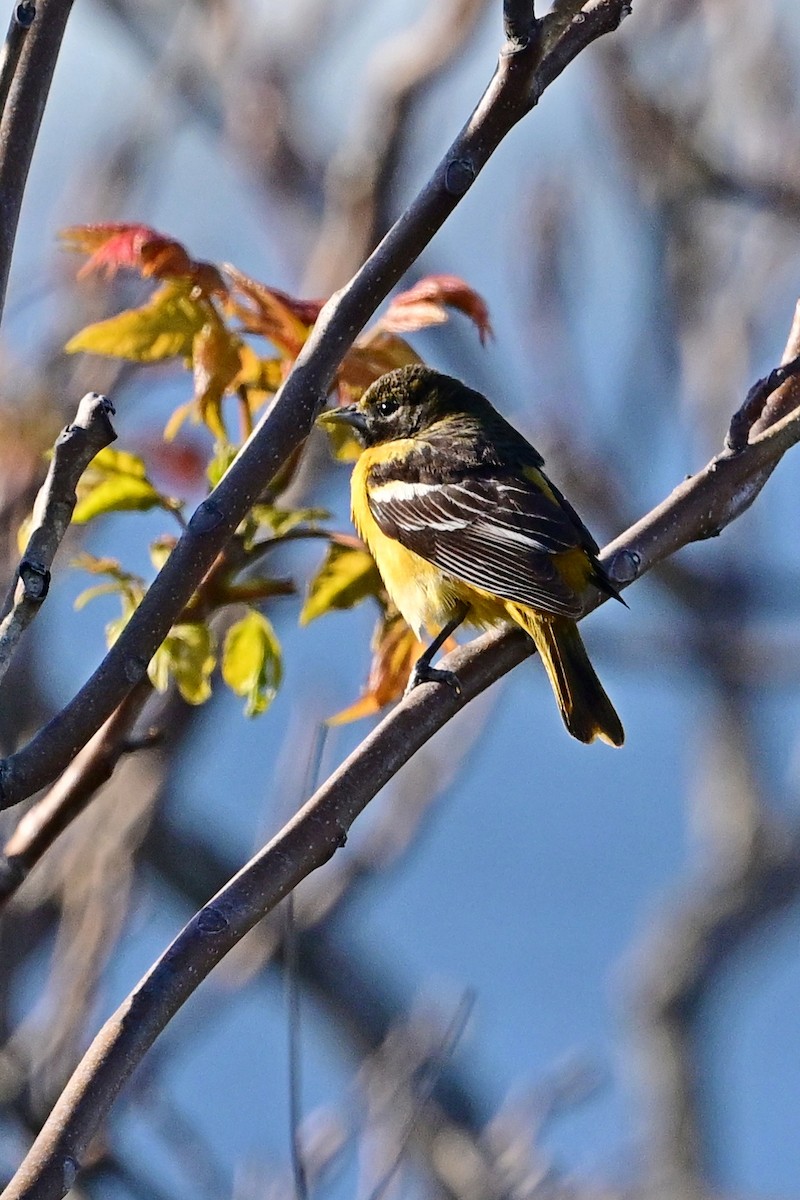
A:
[319,364,624,746]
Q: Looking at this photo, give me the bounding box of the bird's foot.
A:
[405,660,463,697]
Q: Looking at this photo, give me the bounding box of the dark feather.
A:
[368,473,591,618]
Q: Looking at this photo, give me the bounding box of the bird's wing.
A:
[367,474,588,618]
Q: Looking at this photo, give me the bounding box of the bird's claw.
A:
[405,661,463,697]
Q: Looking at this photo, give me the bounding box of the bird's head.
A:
[319,365,465,448]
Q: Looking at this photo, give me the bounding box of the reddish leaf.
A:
[378,274,493,344]
[61,223,225,295]
[225,266,323,357]
[135,437,209,488]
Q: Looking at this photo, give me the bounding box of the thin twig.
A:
[305,0,494,294]
[286,723,327,1200]
[364,993,475,1200]
[0,392,116,685]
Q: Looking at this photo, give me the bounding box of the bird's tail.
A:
[511,608,624,747]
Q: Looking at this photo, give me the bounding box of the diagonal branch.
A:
[5,301,800,1200]
[0,0,632,813]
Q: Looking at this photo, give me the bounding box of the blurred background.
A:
[1,1,800,1197]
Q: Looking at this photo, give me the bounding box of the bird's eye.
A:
[376,398,398,418]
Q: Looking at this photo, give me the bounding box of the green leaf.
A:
[206,441,238,488]
[73,446,174,523]
[73,476,163,522]
[73,580,127,610]
[89,447,149,478]
[250,505,330,537]
[148,622,216,705]
[65,280,209,362]
[222,609,282,716]
[150,536,177,571]
[300,543,381,625]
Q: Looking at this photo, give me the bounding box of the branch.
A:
[0,2,36,121]
[305,0,493,293]
[0,0,76,326]
[0,392,116,685]
[0,0,631,813]
[5,301,800,1200]
[628,694,800,1200]
[0,678,151,908]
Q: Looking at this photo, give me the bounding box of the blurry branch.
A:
[305,0,492,293]
[97,0,322,215]
[359,993,475,1200]
[0,0,75,326]
[607,44,800,222]
[0,0,632,814]
[0,514,270,904]
[0,1,36,120]
[0,678,151,908]
[628,688,800,1200]
[0,392,116,685]
[7,298,800,1199]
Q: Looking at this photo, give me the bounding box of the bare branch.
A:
[0,0,630,814]
[5,300,800,1200]
[0,0,75,326]
[0,392,116,685]
[0,677,151,908]
[503,0,537,49]
[0,2,36,121]
[305,0,493,294]
[628,697,800,1200]
[725,353,800,454]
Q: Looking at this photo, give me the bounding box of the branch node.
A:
[608,548,640,585]
[123,656,149,685]
[503,1,537,51]
[14,3,36,28]
[197,906,229,935]
[189,498,225,534]
[444,156,476,197]
[18,557,50,601]
[725,353,800,455]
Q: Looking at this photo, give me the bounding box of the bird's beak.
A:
[317,404,368,435]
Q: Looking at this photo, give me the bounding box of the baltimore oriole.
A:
[320,364,624,746]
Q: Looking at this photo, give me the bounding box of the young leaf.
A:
[225,267,321,357]
[206,441,238,488]
[148,622,216,705]
[300,543,382,625]
[72,447,166,523]
[65,281,210,362]
[340,331,422,394]
[192,320,243,440]
[73,477,163,522]
[61,223,225,294]
[250,505,330,537]
[222,609,283,716]
[376,274,493,344]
